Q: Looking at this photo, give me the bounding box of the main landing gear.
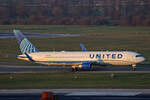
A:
[71,66,80,72]
[132,64,136,71]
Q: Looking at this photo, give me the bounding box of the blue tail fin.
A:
[80,43,87,51]
[13,30,39,54]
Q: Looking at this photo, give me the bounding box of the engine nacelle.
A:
[79,62,91,70]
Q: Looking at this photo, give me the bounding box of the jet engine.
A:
[79,62,91,70]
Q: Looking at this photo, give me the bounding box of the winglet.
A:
[80,43,87,51]
[25,52,35,62]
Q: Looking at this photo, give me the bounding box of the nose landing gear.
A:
[132,64,136,71]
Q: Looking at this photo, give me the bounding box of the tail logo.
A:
[20,38,38,54]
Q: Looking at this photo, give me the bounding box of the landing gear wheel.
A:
[132,64,136,71]
[132,67,136,71]
[75,68,80,72]
[71,68,75,72]
[71,67,80,72]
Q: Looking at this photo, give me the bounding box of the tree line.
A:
[0,0,150,26]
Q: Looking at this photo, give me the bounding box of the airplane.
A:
[14,30,145,71]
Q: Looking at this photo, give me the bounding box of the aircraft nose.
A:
[140,57,145,62]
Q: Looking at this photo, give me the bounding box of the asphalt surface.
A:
[0,32,80,39]
[1,95,150,100]
[0,65,71,73]
[1,89,150,100]
[0,64,150,73]
[57,96,150,100]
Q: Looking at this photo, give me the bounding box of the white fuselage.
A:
[18,51,145,66]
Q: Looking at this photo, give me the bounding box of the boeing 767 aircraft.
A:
[14,30,145,71]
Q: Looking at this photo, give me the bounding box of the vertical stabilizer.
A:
[80,43,87,51]
[13,30,39,54]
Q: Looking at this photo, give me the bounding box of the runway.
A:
[0,32,80,39]
[0,65,71,73]
[0,64,150,73]
[0,89,150,100]
[1,95,150,100]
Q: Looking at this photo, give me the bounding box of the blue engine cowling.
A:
[80,62,91,70]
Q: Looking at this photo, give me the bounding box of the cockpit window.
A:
[136,55,143,57]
